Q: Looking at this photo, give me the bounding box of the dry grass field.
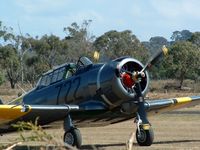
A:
[1,95,200,150]
[0,81,200,149]
[1,105,200,150]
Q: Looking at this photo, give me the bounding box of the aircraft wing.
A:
[146,96,200,114]
[0,104,79,127]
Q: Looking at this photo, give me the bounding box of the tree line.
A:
[0,20,200,89]
[143,30,200,88]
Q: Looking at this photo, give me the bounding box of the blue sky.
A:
[1,0,200,41]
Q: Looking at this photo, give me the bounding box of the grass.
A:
[150,79,200,93]
[0,82,32,103]
[1,119,76,150]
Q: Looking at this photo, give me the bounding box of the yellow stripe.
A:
[151,97,193,114]
[176,97,192,103]
[142,124,150,130]
[0,105,31,124]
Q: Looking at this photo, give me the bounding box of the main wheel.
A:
[63,128,82,148]
[136,127,154,146]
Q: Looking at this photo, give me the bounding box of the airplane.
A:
[0,46,200,148]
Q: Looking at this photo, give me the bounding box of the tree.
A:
[0,22,23,88]
[142,36,169,55]
[0,72,5,86]
[64,20,95,61]
[0,45,20,88]
[163,41,200,88]
[189,32,200,47]
[21,34,68,85]
[32,35,68,69]
[94,30,148,62]
[0,21,34,85]
[25,56,47,87]
[171,30,192,42]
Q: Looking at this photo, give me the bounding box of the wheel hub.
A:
[137,129,146,143]
[64,132,74,145]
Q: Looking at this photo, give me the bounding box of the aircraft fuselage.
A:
[21,57,149,127]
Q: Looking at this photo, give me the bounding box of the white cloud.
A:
[151,0,200,19]
[16,0,71,14]
[131,0,154,18]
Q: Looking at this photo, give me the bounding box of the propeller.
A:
[122,45,168,80]
[119,45,168,93]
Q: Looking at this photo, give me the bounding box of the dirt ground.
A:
[80,105,200,150]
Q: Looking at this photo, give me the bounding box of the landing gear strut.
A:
[134,79,154,146]
[135,113,154,146]
[63,115,82,148]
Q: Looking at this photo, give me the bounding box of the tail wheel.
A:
[136,127,154,146]
[64,128,82,148]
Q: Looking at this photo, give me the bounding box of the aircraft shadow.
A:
[154,139,200,145]
[11,140,200,150]
[12,143,126,150]
[13,146,65,150]
[81,143,126,150]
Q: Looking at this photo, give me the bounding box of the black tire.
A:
[136,127,154,146]
[63,128,82,148]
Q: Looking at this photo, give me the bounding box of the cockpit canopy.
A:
[36,57,93,89]
[77,57,93,68]
[36,63,76,89]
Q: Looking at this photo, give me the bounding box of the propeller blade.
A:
[141,45,168,72]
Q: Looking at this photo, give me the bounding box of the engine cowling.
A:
[97,57,149,107]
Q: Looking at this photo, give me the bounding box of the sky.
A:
[0,0,200,41]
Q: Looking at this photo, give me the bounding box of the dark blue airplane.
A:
[0,46,200,148]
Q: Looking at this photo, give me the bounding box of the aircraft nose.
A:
[116,58,149,97]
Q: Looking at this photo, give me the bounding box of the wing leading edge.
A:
[145,96,200,115]
[0,104,79,127]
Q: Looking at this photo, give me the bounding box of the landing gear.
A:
[134,79,154,146]
[136,126,154,146]
[63,115,82,148]
[64,128,82,148]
